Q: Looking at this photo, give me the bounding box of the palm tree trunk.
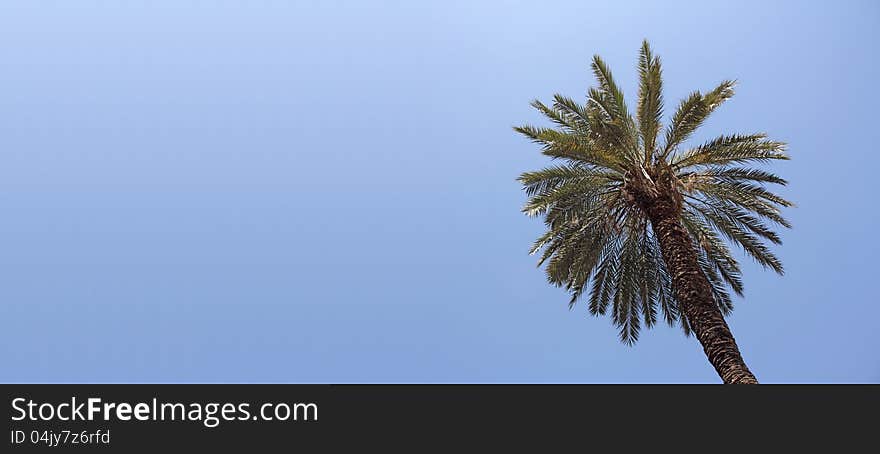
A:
[644,195,759,384]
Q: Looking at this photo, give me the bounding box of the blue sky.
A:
[1,1,877,383]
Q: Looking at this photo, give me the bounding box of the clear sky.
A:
[1,1,877,383]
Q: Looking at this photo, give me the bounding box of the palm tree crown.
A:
[516,41,791,345]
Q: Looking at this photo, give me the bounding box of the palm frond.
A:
[673,133,788,169]
[660,80,736,160]
[518,164,620,197]
[637,40,663,162]
[679,166,788,186]
[590,56,640,163]
[515,121,628,172]
[690,179,793,228]
[686,199,785,274]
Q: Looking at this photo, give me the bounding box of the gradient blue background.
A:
[1,1,877,383]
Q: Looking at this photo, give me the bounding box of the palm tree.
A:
[515,41,790,384]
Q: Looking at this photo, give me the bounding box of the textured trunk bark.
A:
[644,195,759,384]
